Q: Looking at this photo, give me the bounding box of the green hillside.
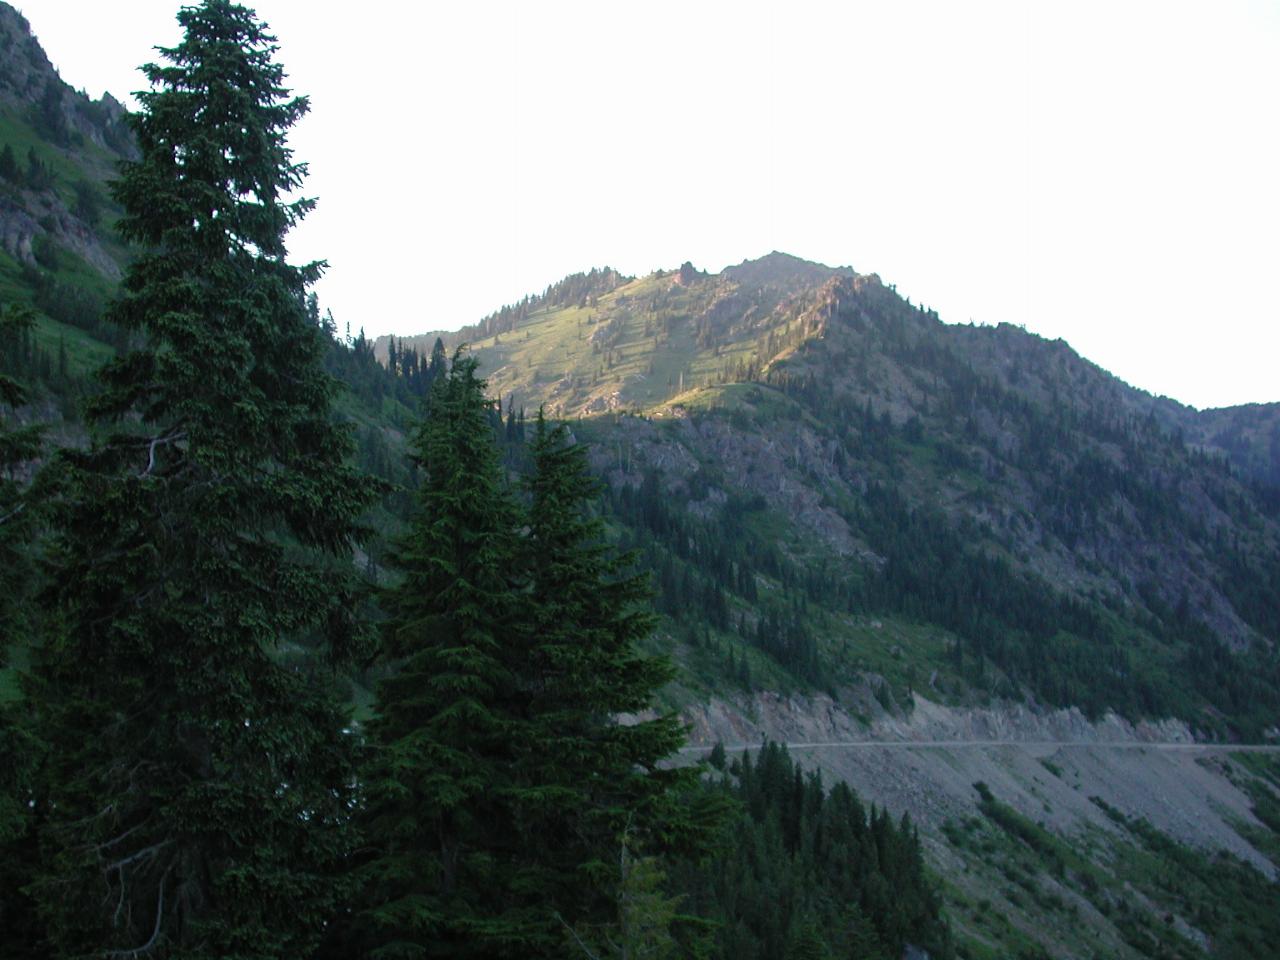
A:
[370,253,1280,740]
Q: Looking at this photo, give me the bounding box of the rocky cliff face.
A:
[0,1,131,281]
[0,3,132,155]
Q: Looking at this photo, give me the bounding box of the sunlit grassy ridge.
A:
[384,258,839,421]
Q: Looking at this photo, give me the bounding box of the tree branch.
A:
[113,865,127,928]
[557,912,606,960]
[95,821,149,854]
[106,862,171,958]
[103,840,172,874]
[136,430,186,478]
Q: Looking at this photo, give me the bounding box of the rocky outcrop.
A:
[0,3,56,103]
[0,2,132,286]
[0,3,133,159]
[0,193,38,265]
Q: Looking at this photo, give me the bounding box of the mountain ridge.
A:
[374,252,1278,481]
[368,250,1280,737]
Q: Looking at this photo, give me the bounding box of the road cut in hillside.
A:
[681,739,1280,754]
[681,691,1276,876]
[680,690,1280,957]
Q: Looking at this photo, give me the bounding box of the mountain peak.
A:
[0,2,134,157]
[721,251,855,290]
[0,2,58,104]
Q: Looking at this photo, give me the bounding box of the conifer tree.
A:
[427,336,448,383]
[0,302,46,959]
[0,304,43,645]
[786,919,833,960]
[350,353,533,957]
[518,411,712,949]
[28,3,374,956]
[0,143,19,183]
[346,385,718,958]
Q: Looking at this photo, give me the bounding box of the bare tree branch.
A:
[113,866,127,928]
[106,863,171,958]
[103,840,172,875]
[96,822,149,854]
[136,430,186,479]
[557,912,606,960]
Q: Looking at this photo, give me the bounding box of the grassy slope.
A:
[1,105,127,379]
[459,273,767,416]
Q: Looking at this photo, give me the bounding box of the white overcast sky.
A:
[20,0,1280,410]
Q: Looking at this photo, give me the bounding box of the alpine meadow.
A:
[2,2,1279,960]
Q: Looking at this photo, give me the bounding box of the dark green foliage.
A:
[1090,798,1280,960]
[327,325,408,409]
[786,919,832,960]
[345,373,719,958]
[31,233,59,270]
[24,147,54,191]
[71,178,103,226]
[27,4,375,957]
[0,143,18,183]
[960,779,1280,960]
[0,304,43,637]
[972,782,1064,876]
[33,81,71,147]
[383,334,449,400]
[0,705,44,959]
[0,292,102,415]
[708,741,727,770]
[672,743,951,960]
[518,411,709,945]
[606,469,823,685]
[350,354,534,958]
[0,302,45,959]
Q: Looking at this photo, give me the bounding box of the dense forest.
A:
[673,742,951,960]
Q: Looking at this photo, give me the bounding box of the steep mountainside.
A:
[377,252,1280,739]
[369,259,1280,957]
[0,1,136,399]
[372,257,1280,957]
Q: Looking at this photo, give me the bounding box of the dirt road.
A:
[680,740,1280,754]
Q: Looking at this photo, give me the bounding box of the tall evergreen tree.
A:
[518,411,707,949]
[427,336,448,383]
[0,302,47,959]
[349,353,534,958]
[27,3,374,956]
[345,381,719,958]
[0,304,43,648]
[0,143,19,183]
